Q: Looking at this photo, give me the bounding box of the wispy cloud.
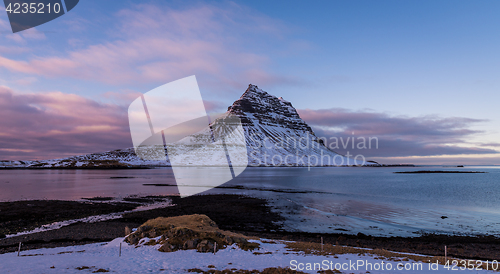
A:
[0,86,233,161]
[0,86,131,160]
[298,108,499,159]
[479,142,500,147]
[1,22,46,44]
[1,86,497,162]
[0,45,30,55]
[0,3,300,92]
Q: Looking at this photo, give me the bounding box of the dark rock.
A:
[158,244,174,252]
[224,236,234,245]
[232,237,247,244]
[197,239,215,252]
[138,226,151,233]
[127,235,140,245]
[357,232,369,239]
[228,84,314,133]
[148,229,158,238]
[184,239,199,249]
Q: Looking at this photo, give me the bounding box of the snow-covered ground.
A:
[0,238,494,273]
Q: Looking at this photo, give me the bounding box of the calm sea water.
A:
[0,166,499,237]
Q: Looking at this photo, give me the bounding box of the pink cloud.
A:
[14,77,37,85]
[101,89,143,105]
[297,108,499,159]
[1,20,46,44]
[0,3,299,90]
[0,86,233,161]
[0,45,30,55]
[0,86,132,160]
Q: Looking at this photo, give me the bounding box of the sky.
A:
[0,0,499,165]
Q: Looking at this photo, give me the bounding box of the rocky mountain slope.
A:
[2,85,375,168]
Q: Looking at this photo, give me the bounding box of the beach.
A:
[1,194,499,262]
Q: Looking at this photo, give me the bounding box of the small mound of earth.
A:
[125,214,259,253]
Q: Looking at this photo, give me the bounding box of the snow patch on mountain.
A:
[7,84,376,168]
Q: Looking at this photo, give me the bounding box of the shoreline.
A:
[0,164,417,169]
[1,194,499,261]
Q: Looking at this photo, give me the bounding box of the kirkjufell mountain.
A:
[227,84,372,166]
[4,85,375,168]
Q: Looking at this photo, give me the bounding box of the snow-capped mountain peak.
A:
[8,85,375,168]
[228,84,313,134]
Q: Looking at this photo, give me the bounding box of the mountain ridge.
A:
[1,84,376,168]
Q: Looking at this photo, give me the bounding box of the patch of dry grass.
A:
[126,214,260,253]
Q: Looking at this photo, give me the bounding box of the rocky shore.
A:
[1,194,499,261]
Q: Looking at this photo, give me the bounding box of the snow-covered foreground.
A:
[0,238,494,274]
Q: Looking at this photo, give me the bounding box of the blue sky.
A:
[0,0,499,164]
